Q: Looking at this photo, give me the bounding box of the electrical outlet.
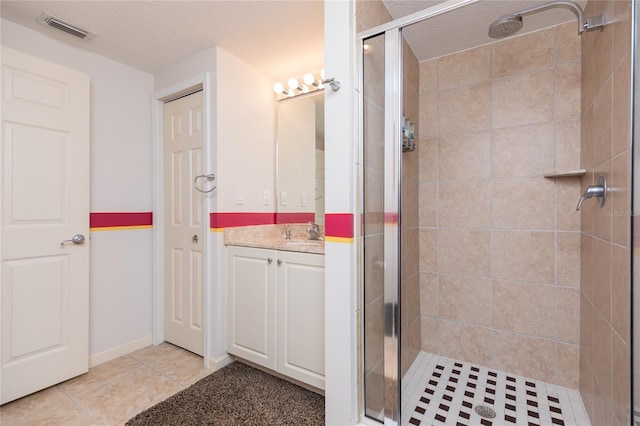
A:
[281,191,288,206]
[301,192,307,207]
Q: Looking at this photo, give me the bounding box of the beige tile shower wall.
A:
[418,23,582,388]
[579,1,632,425]
[401,39,421,378]
[356,0,392,33]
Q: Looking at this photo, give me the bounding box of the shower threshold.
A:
[401,351,590,426]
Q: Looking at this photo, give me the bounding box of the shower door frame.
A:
[357,1,479,425]
[631,0,638,423]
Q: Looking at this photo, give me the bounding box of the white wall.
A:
[154,46,276,214]
[154,46,276,368]
[323,1,359,424]
[215,48,276,213]
[1,19,155,358]
[1,19,154,212]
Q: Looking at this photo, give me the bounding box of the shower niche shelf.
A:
[543,169,587,178]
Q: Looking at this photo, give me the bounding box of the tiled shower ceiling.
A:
[382,0,588,61]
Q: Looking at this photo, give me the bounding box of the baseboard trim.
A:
[89,335,153,367]
[208,354,234,372]
[235,358,324,396]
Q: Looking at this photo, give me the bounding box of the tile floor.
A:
[0,343,212,426]
[401,352,590,426]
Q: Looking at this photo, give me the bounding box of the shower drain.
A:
[474,405,497,419]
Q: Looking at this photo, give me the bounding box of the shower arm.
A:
[511,0,605,34]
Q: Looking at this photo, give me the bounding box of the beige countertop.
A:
[224,224,325,255]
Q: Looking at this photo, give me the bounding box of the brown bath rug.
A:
[126,361,325,425]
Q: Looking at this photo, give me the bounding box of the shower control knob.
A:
[576,175,607,211]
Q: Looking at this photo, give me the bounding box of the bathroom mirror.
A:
[276,91,325,225]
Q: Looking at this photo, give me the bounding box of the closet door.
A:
[163,91,205,356]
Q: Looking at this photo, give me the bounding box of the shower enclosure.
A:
[359,0,634,425]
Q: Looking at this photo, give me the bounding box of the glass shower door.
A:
[362,28,402,424]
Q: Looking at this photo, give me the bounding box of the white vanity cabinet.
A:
[227,245,325,389]
[227,246,277,370]
[276,250,325,389]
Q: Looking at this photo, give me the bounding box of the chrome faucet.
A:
[285,229,291,240]
[307,222,321,240]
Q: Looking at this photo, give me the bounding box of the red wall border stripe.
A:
[210,212,275,229]
[210,212,317,229]
[325,213,354,239]
[90,212,153,229]
[275,212,315,224]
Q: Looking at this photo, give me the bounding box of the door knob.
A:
[60,234,86,246]
[192,234,199,243]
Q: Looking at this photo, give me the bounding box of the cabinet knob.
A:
[268,257,273,263]
[277,259,283,265]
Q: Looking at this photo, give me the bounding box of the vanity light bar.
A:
[273,69,340,99]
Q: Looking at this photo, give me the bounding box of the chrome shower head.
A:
[488,15,523,39]
[487,0,605,40]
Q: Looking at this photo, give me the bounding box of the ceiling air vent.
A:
[37,12,96,40]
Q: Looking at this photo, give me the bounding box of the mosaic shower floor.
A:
[401,352,590,426]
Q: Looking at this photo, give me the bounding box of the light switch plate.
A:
[281,191,288,206]
[263,190,271,205]
[236,188,245,205]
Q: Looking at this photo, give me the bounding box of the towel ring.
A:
[193,173,216,193]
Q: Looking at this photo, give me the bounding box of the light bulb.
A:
[303,73,315,85]
[320,68,325,80]
[273,82,284,94]
[288,78,299,90]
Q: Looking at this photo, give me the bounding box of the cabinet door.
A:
[277,251,325,389]
[227,246,276,369]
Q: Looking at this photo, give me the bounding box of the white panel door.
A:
[276,251,325,389]
[1,47,90,404]
[163,91,204,356]
[227,246,276,370]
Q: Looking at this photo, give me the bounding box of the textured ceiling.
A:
[0,1,324,79]
[1,0,589,77]
[382,0,588,61]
